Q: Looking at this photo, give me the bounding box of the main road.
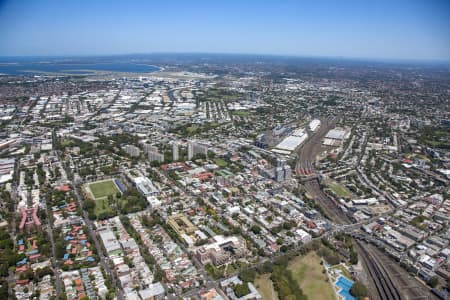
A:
[54,146,123,300]
[71,180,124,300]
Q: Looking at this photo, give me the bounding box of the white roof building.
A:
[98,229,122,256]
[139,282,165,300]
[134,176,159,196]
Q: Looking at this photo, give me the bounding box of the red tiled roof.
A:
[58,185,71,192]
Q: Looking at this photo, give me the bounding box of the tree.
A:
[239,269,256,283]
[55,241,66,259]
[350,250,358,265]
[154,266,165,282]
[234,283,250,297]
[250,225,261,234]
[83,199,96,211]
[150,160,161,167]
[207,150,216,159]
[35,266,53,278]
[350,282,368,299]
[429,276,439,288]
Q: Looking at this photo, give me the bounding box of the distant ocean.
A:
[0,62,160,75]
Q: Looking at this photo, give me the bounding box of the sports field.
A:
[86,179,121,216]
[88,179,120,200]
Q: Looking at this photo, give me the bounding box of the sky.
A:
[0,0,449,61]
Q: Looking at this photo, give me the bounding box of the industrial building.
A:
[309,119,321,132]
[272,127,308,155]
[323,127,350,146]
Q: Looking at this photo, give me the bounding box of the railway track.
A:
[305,180,350,224]
[296,116,351,224]
[355,240,438,300]
[356,240,402,300]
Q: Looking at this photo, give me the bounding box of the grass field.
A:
[88,180,121,216]
[94,198,112,215]
[254,274,278,300]
[287,252,334,300]
[232,110,250,117]
[186,125,199,134]
[89,180,119,199]
[329,264,352,279]
[326,180,353,199]
[213,158,228,167]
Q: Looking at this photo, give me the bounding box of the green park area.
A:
[89,180,120,200]
[84,179,148,219]
[213,158,228,167]
[176,122,221,137]
[254,274,278,300]
[325,180,353,199]
[88,180,120,216]
[232,110,250,117]
[200,88,243,102]
[419,126,450,148]
[287,252,335,300]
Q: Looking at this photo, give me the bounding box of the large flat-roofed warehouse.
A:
[323,128,350,146]
[272,128,308,154]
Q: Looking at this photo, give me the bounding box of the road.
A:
[54,145,123,300]
[46,223,63,296]
[71,181,124,300]
[43,190,63,298]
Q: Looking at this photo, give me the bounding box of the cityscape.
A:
[0,1,449,300]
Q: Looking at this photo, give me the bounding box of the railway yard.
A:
[294,116,444,300]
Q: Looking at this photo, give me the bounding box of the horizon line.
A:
[1,51,450,65]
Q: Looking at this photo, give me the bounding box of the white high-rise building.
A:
[187,141,208,160]
[143,144,158,154]
[284,165,292,180]
[148,150,164,163]
[274,158,291,182]
[173,142,179,161]
[124,145,141,157]
[275,167,284,182]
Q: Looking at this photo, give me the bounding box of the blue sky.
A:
[0,0,449,60]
